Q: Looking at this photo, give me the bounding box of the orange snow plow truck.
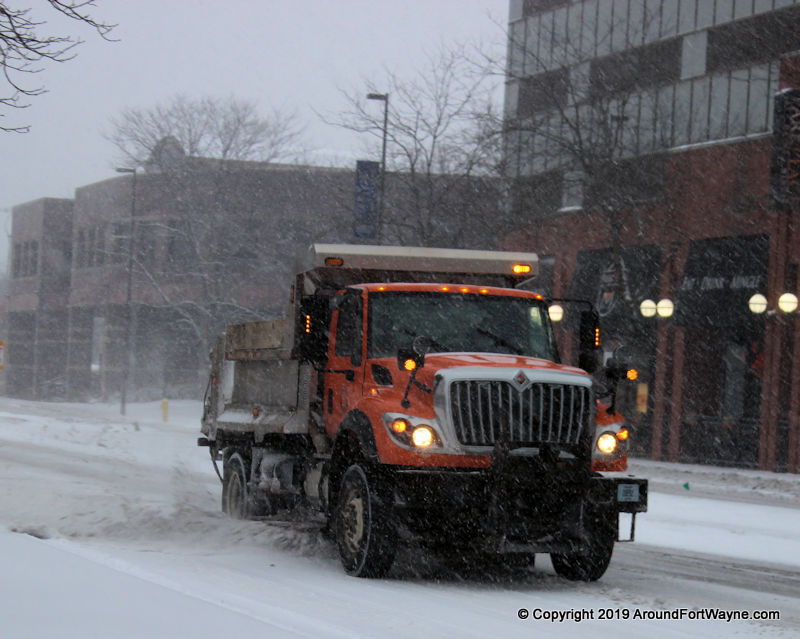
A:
[199,244,647,579]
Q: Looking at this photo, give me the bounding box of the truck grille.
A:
[449,380,590,446]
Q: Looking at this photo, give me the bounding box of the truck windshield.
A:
[367,291,556,360]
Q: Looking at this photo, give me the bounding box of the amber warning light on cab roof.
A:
[512,263,532,275]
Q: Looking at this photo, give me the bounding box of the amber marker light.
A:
[616,428,629,441]
[479,288,489,294]
[403,358,417,372]
[305,314,312,333]
[440,286,450,291]
[626,368,639,381]
[390,418,409,434]
[460,287,470,293]
[594,327,601,347]
[324,257,344,266]
[412,426,434,447]
[377,286,386,291]
[512,263,532,274]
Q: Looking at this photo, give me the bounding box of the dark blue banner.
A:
[353,160,380,239]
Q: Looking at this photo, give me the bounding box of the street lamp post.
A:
[367,92,388,243]
[116,167,137,415]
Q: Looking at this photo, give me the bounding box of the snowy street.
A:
[0,398,798,638]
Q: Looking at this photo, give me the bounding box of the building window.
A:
[512,169,564,218]
[674,81,692,146]
[166,219,195,263]
[689,76,711,144]
[522,0,569,17]
[709,73,730,140]
[661,0,680,38]
[681,31,707,80]
[715,0,734,25]
[518,67,569,117]
[707,7,800,73]
[510,20,527,78]
[12,242,21,277]
[136,222,157,267]
[728,69,749,137]
[697,0,714,29]
[86,227,96,267]
[747,63,770,134]
[678,0,697,35]
[112,223,127,264]
[12,240,39,277]
[596,0,613,57]
[610,0,628,53]
[589,38,682,98]
[76,229,86,268]
[29,241,38,276]
[561,170,584,209]
[95,224,106,266]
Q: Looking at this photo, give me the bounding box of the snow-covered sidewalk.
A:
[0,528,305,639]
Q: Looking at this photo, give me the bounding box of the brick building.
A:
[504,0,800,471]
[9,145,356,401]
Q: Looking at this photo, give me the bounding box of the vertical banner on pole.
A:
[353,160,380,239]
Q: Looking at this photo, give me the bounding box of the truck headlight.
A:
[596,432,618,455]
[411,426,434,447]
[383,413,441,449]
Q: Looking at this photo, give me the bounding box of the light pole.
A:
[116,167,137,415]
[367,92,388,242]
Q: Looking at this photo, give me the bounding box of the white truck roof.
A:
[301,243,539,278]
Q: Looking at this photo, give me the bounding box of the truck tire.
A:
[222,452,252,519]
[550,508,615,581]
[335,463,396,578]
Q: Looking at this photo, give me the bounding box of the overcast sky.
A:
[1,0,508,212]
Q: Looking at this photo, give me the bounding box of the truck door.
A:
[324,292,363,435]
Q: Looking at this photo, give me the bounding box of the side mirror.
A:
[397,347,425,372]
[604,358,627,383]
[412,335,433,356]
[578,310,601,374]
[605,346,634,383]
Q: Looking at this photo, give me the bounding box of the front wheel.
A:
[550,508,616,582]
[335,464,396,578]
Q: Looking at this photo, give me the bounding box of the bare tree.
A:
[329,44,512,249]
[108,95,306,167]
[1,1,114,132]
[102,96,349,393]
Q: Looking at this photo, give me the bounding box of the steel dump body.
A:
[200,243,648,579]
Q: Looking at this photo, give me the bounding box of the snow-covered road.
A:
[0,398,798,638]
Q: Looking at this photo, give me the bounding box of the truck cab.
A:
[201,244,647,579]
